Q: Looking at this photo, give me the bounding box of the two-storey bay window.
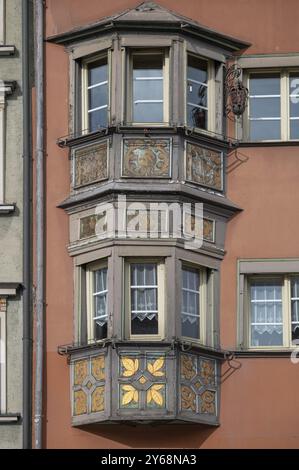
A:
[247,70,299,141]
[86,262,108,342]
[246,275,299,348]
[187,55,209,130]
[128,50,169,124]
[181,265,206,342]
[125,260,165,339]
[82,55,109,133]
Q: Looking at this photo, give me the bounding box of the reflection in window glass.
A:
[181,267,200,339]
[93,267,108,340]
[132,54,164,123]
[87,57,108,132]
[291,277,299,343]
[249,73,281,141]
[289,73,299,139]
[130,263,158,335]
[250,279,283,347]
[187,56,208,130]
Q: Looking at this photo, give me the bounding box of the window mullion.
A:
[281,71,289,140]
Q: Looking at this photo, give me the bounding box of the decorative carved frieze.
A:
[73,140,108,188]
[185,142,223,191]
[122,138,171,178]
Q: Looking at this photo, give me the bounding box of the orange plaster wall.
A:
[43,0,299,448]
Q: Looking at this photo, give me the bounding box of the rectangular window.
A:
[181,265,206,342]
[126,260,165,340]
[86,263,108,342]
[82,55,108,133]
[246,275,299,348]
[247,70,299,141]
[128,50,169,124]
[187,55,208,130]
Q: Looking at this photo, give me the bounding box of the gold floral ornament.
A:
[121,357,139,377]
[147,357,165,377]
[91,386,105,413]
[91,356,105,381]
[74,360,88,386]
[201,360,215,385]
[121,385,139,406]
[181,385,196,412]
[181,354,196,381]
[200,390,216,414]
[147,384,164,407]
[74,390,87,415]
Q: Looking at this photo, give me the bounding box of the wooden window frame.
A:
[244,69,299,142]
[86,259,108,343]
[185,53,216,134]
[243,274,298,350]
[180,263,207,345]
[124,258,165,341]
[126,48,169,126]
[81,51,111,134]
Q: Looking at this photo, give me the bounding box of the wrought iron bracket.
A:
[225,64,248,119]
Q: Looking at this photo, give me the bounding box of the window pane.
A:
[187,55,208,129]
[250,74,280,95]
[132,54,163,123]
[88,84,108,111]
[130,263,158,335]
[250,97,280,118]
[181,267,200,340]
[89,108,107,131]
[289,76,299,139]
[88,58,107,86]
[250,279,283,347]
[93,267,108,341]
[187,105,207,129]
[289,73,299,97]
[291,278,299,343]
[290,120,299,140]
[249,120,281,141]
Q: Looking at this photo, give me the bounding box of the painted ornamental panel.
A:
[73,140,108,188]
[185,142,223,191]
[122,139,171,178]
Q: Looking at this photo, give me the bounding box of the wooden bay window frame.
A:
[185,52,216,134]
[125,48,170,126]
[180,263,207,345]
[124,259,165,341]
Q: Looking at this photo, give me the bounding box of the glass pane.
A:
[133,79,163,101]
[133,54,163,78]
[94,322,107,341]
[89,108,107,131]
[249,74,280,95]
[88,83,108,111]
[290,120,299,139]
[249,120,281,141]
[291,277,299,298]
[131,264,157,286]
[187,56,208,84]
[88,58,107,86]
[250,97,280,118]
[289,73,299,96]
[181,267,200,340]
[187,82,208,108]
[131,288,157,311]
[250,279,283,347]
[94,294,107,317]
[131,316,158,335]
[94,268,107,293]
[289,100,299,118]
[133,102,163,123]
[182,317,200,339]
[187,104,207,129]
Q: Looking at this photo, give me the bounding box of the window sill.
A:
[0,45,15,56]
[0,414,21,424]
[234,348,295,358]
[239,140,299,147]
[0,203,16,215]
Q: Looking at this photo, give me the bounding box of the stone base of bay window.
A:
[65,343,220,426]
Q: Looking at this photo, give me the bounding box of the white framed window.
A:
[82,54,109,133]
[0,301,6,413]
[125,260,165,340]
[246,70,299,141]
[181,265,206,343]
[245,275,299,349]
[86,261,108,342]
[186,54,215,132]
[127,49,169,125]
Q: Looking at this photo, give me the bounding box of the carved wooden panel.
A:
[122,138,171,178]
[185,142,223,191]
[73,140,108,188]
[179,353,218,422]
[184,213,215,243]
[72,354,106,418]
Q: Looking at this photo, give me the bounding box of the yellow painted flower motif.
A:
[147,357,164,377]
[121,357,139,377]
[146,384,164,406]
[121,385,139,406]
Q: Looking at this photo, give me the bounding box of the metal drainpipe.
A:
[34,0,44,449]
[22,0,32,449]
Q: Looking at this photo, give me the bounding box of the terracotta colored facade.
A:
[42,0,299,448]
